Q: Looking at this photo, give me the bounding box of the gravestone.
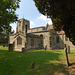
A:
[45,45,47,51]
[3,44,5,47]
[68,45,70,53]
[9,44,14,51]
[30,62,35,69]
[22,48,25,53]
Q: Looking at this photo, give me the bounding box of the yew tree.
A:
[34,0,75,45]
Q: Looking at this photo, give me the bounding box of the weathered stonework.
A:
[9,18,75,52]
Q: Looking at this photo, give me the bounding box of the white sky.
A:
[10,0,52,32]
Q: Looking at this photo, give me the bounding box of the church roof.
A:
[30,26,45,29]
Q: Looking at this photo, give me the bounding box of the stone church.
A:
[9,18,75,52]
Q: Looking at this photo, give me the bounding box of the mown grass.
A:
[0,46,75,75]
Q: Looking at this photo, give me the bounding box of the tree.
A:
[0,0,20,34]
[0,25,14,45]
[34,0,75,45]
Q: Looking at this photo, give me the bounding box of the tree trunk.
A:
[65,47,70,67]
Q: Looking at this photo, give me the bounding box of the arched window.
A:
[17,37,22,45]
[56,36,60,43]
[40,34,43,44]
[31,38,34,47]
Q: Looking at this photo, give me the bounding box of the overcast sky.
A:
[10,0,52,32]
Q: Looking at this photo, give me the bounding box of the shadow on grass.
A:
[0,49,69,75]
[70,63,75,66]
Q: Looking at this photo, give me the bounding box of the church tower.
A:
[16,18,30,34]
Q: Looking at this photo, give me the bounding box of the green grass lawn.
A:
[0,46,75,75]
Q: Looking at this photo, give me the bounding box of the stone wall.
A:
[57,34,65,49]
[25,33,44,50]
[29,30,51,50]
[49,29,65,49]
[31,29,65,50]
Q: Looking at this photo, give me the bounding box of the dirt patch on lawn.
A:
[68,63,75,75]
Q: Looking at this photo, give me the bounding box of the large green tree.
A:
[34,0,75,45]
[0,0,20,34]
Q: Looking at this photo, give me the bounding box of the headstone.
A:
[9,44,13,51]
[3,44,5,47]
[45,45,47,51]
[68,45,70,53]
[22,48,25,53]
[30,62,35,69]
